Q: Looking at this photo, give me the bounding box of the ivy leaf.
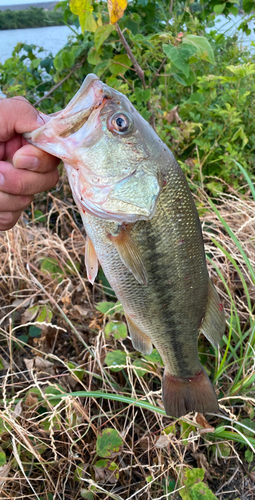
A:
[182,35,215,65]
[105,350,127,372]
[94,24,116,52]
[70,0,97,33]
[105,321,127,339]
[107,0,128,24]
[96,428,123,457]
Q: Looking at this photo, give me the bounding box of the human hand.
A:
[0,97,59,230]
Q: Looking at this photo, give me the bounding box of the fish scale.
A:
[82,155,208,379]
[24,74,225,417]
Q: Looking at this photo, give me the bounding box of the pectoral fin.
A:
[200,280,225,347]
[108,227,148,285]
[126,315,153,355]
[85,236,98,285]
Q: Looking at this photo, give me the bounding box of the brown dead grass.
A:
[0,181,254,499]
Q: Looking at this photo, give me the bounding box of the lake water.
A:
[0,25,75,63]
[0,15,254,65]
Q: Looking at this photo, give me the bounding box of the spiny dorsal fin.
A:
[126,315,153,355]
[200,279,225,347]
[107,226,148,285]
[85,235,98,285]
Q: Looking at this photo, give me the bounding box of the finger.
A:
[0,161,59,196]
[13,144,60,173]
[0,211,22,231]
[0,97,47,142]
[0,191,33,212]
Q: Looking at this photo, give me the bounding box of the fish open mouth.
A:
[23,74,109,144]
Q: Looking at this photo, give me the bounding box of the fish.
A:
[24,74,225,418]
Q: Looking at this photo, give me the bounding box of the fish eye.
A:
[108,112,133,134]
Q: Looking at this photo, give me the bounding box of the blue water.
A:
[0,24,76,63]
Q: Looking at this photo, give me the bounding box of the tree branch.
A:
[34,57,86,107]
[116,23,146,88]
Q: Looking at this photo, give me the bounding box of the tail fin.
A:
[162,370,219,418]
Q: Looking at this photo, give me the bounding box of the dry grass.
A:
[0,179,254,499]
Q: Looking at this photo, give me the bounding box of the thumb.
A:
[0,97,49,141]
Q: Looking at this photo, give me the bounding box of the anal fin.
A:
[85,235,98,285]
[201,279,225,347]
[108,226,147,285]
[126,315,153,355]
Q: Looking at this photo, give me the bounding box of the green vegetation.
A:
[0,6,67,30]
[0,0,255,498]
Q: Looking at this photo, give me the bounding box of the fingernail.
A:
[0,173,4,185]
[0,212,12,224]
[14,155,39,171]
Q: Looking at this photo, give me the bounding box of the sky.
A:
[0,0,54,6]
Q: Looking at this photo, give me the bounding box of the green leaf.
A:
[70,0,97,32]
[245,448,253,463]
[228,6,239,16]
[80,490,94,499]
[182,35,215,65]
[180,469,208,500]
[34,210,46,223]
[96,428,123,457]
[0,358,4,370]
[191,482,217,499]
[105,321,127,339]
[44,385,65,406]
[95,458,108,467]
[28,325,42,338]
[67,362,85,381]
[36,305,53,323]
[63,50,75,68]
[163,44,190,77]
[0,451,6,467]
[213,3,226,15]
[133,359,148,377]
[17,334,29,345]
[96,301,123,315]
[134,88,151,103]
[173,69,196,87]
[105,350,127,372]
[54,52,64,72]
[40,257,64,282]
[144,348,163,365]
[87,47,102,66]
[109,54,132,76]
[94,24,115,52]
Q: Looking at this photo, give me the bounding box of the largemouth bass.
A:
[24,74,225,418]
